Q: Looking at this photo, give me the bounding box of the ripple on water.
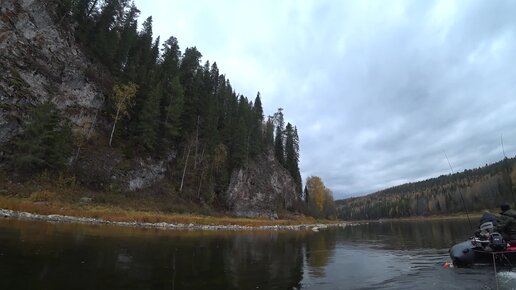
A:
[302,243,503,290]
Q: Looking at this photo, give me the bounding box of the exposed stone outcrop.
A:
[73,144,176,192]
[226,151,299,218]
[0,0,105,145]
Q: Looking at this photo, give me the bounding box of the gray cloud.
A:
[136,0,516,199]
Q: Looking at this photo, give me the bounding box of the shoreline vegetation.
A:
[0,193,490,232]
[0,196,344,231]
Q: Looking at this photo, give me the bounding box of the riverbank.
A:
[0,196,344,231]
[0,208,344,231]
[358,211,494,223]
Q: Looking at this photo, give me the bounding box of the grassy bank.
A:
[0,174,337,227]
[0,196,329,227]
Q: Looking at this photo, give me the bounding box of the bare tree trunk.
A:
[86,0,98,18]
[197,167,205,201]
[194,115,200,169]
[87,109,98,140]
[196,146,206,200]
[109,106,121,147]
[180,141,192,194]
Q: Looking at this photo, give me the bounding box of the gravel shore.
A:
[0,208,348,231]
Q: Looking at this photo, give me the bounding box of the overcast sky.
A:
[134,0,516,199]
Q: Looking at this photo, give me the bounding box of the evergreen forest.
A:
[337,157,516,220]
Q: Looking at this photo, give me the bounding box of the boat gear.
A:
[449,231,516,267]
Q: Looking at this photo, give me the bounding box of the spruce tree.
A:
[113,3,139,73]
[285,123,302,194]
[161,76,184,142]
[293,126,302,196]
[156,36,183,150]
[264,117,274,150]
[249,92,263,157]
[179,47,203,136]
[274,108,285,165]
[12,102,73,173]
[232,115,248,168]
[136,85,161,152]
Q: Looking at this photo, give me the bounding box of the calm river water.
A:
[0,218,514,289]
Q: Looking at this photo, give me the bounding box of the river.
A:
[0,218,514,289]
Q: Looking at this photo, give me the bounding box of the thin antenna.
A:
[444,151,473,230]
[501,135,507,158]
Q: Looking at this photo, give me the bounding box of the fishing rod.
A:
[501,135,515,208]
[444,151,473,230]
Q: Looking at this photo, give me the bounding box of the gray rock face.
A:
[127,156,173,191]
[74,146,176,192]
[0,0,105,145]
[226,151,298,218]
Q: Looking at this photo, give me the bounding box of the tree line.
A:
[336,158,516,220]
[10,0,304,208]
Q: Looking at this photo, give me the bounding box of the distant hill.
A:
[336,157,516,220]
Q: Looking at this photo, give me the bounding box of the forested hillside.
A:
[337,157,516,220]
[0,0,313,217]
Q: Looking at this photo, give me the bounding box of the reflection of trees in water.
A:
[224,232,304,289]
[305,230,337,278]
[3,220,472,288]
[0,220,308,290]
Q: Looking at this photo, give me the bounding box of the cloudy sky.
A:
[134,0,516,199]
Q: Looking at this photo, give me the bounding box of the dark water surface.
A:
[0,218,514,289]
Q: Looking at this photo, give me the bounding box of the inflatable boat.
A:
[449,235,516,267]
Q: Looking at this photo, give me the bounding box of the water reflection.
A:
[0,218,498,290]
[339,219,471,249]
[0,220,312,290]
[305,230,337,278]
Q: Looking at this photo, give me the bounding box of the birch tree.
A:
[109,82,137,146]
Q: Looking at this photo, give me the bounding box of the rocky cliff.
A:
[0,0,174,192]
[226,151,298,218]
[0,0,105,145]
[0,0,302,217]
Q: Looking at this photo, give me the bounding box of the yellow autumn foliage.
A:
[306,176,336,218]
